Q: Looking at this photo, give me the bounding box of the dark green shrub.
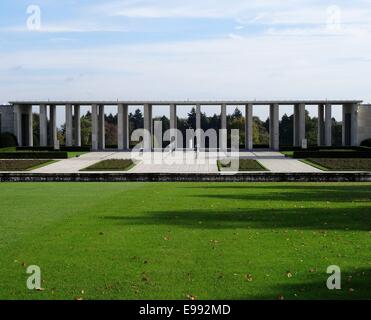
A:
[60,146,91,152]
[361,138,371,147]
[0,152,68,159]
[17,146,55,151]
[0,132,18,148]
[294,151,371,159]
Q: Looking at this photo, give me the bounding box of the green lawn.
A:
[218,159,267,171]
[81,159,135,171]
[67,152,87,158]
[0,183,370,300]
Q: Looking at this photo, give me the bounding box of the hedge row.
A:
[0,152,68,159]
[294,151,371,159]
[60,146,91,152]
[17,146,91,152]
[280,146,366,152]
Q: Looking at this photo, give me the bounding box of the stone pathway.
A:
[31,152,118,173]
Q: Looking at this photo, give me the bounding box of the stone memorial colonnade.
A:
[9,100,362,151]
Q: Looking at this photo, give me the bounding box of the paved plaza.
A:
[30,151,321,174]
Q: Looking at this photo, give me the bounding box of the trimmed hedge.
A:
[0,132,18,148]
[17,146,91,152]
[17,146,55,151]
[281,146,365,152]
[294,151,371,159]
[0,152,68,159]
[361,139,371,148]
[60,146,91,152]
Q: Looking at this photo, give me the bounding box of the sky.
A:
[0,0,371,124]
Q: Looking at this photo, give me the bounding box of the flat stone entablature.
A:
[9,100,363,106]
[1,100,370,149]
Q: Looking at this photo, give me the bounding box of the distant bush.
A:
[0,132,18,148]
[361,138,371,147]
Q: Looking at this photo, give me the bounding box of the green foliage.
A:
[361,138,371,147]
[218,159,266,171]
[0,132,18,148]
[294,150,371,159]
[0,151,68,159]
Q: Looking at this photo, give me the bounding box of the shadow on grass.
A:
[244,267,371,300]
[103,206,371,231]
[184,184,371,203]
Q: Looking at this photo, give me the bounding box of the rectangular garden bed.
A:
[0,160,54,171]
[218,159,267,171]
[81,159,136,171]
[305,158,371,171]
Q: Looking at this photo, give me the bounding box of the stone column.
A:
[324,104,332,146]
[74,105,81,147]
[269,104,279,151]
[98,105,105,150]
[13,105,22,146]
[65,104,73,147]
[196,104,201,150]
[39,104,48,147]
[245,104,253,150]
[342,103,358,146]
[91,104,98,151]
[143,104,153,151]
[49,105,58,149]
[25,105,33,147]
[317,104,325,146]
[170,104,177,149]
[294,103,305,147]
[118,104,129,150]
[220,104,227,151]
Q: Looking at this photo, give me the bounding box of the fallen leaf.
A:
[187,294,197,300]
[245,274,253,282]
[286,271,293,278]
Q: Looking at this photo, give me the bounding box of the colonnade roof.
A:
[9,100,363,106]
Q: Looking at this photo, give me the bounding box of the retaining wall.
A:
[0,172,371,182]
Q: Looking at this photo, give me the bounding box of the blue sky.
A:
[0,0,371,122]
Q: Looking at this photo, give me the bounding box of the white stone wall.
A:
[358,104,371,145]
[0,105,15,134]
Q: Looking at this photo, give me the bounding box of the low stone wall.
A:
[0,172,371,182]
